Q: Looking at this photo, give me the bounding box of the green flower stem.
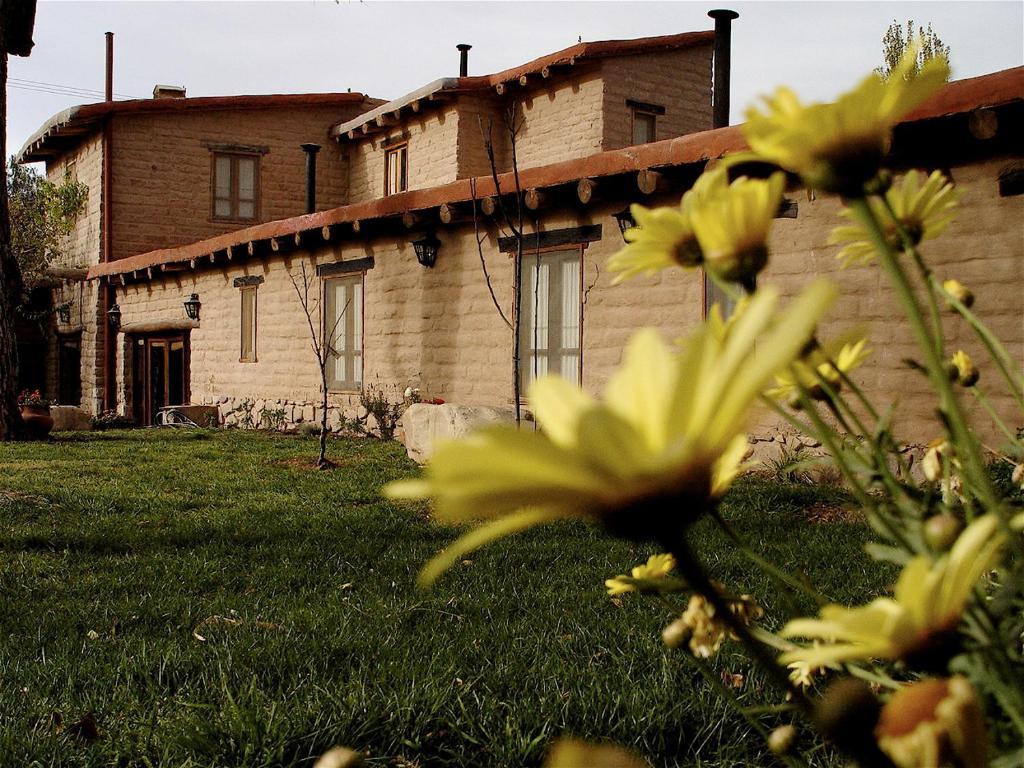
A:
[844,664,904,691]
[971,387,1021,446]
[665,538,811,718]
[848,198,1000,513]
[686,654,810,768]
[936,277,1024,411]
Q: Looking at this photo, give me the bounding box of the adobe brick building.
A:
[21,24,1024,445]
[17,89,385,412]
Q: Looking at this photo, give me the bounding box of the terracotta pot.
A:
[20,405,54,440]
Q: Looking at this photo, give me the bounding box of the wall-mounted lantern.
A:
[612,207,637,242]
[56,302,72,324]
[412,233,441,268]
[184,293,202,321]
[107,302,122,329]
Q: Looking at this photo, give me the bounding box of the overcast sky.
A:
[8,1,1024,162]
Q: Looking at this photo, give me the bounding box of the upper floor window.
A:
[384,142,408,196]
[627,99,665,146]
[324,274,363,390]
[212,152,259,221]
[519,249,582,387]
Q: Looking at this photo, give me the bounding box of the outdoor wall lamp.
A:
[183,293,202,321]
[56,302,72,324]
[612,207,637,241]
[107,302,121,330]
[412,233,441,268]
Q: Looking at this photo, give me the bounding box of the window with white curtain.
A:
[324,274,363,390]
[518,249,582,388]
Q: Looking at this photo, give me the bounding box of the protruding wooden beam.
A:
[226,246,234,261]
[410,99,422,113]
[495,82,507,96]
[968,108,998,140]
[189,259,196,269]
[540,66,551,79]
[247,241,256,256]
[402,211,425,229]
[119,274,126,286]
[321,225,332,241]
[208,253,216,264]
[479,196,498,216]
[146,267,153,279]
[375,113,396,128]
[270,238,281,252]
[524,188,548,211]
[637,169,666,195]
[518,74,528,87]
[347,129,358,140]
[352,220,363,234]
[439,202,470,224]
[294,232,302,247]
[577,178,598,204]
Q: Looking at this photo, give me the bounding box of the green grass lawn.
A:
[0,430,892,767]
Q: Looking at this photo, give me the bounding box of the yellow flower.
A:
[605,553,675,595]
[941,279,974,309]
[875,677,987,768]
[767,337,870,405]
[663,585,763,658]
[780,515,1005,668]
[385,281,837,587]
[690,173,785,285]
[830,170,961,266]
[949,350,978,387]
[743,46,948,195]
[543,738,650,768]
[607,168,727,283]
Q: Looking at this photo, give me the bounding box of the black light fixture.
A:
[56,302,72,324]
[183,293,202,321]
[107,302,121,329]
[412,233,441,268]
[613,206,637,241]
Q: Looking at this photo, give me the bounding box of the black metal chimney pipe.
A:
[457,43,472,77]
[300,143,321,214]
[104,32,114,102]
[708,9,738,129]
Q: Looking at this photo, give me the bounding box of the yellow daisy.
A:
[607,168,727,283]
[949,350,978,387]
[767,337,870,405]
[941,279,974,309]
[386,281,837,586]
[779,514,1006,668]
[690,173,785,285]
[830,170,961,266]
[605,553,676,595]
[743,46,948,195]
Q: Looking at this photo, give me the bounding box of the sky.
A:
[7,1,1024,163]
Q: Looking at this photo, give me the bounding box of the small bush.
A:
[90,410,137,431]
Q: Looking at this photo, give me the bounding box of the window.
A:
[519,249,582,387]
[384,143,408,195]
[325,274,363,390]
[240,287,257,362]
[627,99,665,145]
[212,152,259,221]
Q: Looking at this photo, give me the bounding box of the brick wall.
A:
[46,132,103,268]
[110,103,368,261]
[600,45,713,150]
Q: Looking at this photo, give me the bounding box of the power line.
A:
[8,77,143,100]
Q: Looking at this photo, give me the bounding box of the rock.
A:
[50,405,93,431]
[401,403,519,464]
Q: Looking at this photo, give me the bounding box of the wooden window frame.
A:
[239,285,258,363]
[514,244,586,391]
[384,142,408,196]
[211,151,261,223]
[323,272,365,393]
[630,109,658,145]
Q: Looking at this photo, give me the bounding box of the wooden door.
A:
[132,333,190,425]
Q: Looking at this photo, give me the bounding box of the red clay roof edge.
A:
[88,65,1023,280]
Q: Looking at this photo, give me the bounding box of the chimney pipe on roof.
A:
[104,32,114,102]
[301,143,321,214]
[708,9,738,129]
[457,43,472,77]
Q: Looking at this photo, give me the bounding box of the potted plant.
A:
[17,389,54,440]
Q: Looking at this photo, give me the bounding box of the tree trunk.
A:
[0,52,25,440]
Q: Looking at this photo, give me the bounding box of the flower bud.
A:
[314,747,364,768]
[662,616,691,650]
[767,725,797,755]
[942,279,974,309]
[922,440,949,483]
[924,514,963,552]
[950,350,979,387]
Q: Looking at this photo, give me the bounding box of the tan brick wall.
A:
[113,155,1022,444]
[110,103,367,261]
[46,132,103,268]
[600,45,714,150]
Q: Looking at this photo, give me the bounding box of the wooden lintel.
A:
[637,169,665,195]
[524,188,548,211]
[577,178,598,204]
[480,196,498,216]
[321,225,332,241]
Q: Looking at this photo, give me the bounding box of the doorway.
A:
[132,333,190,425]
